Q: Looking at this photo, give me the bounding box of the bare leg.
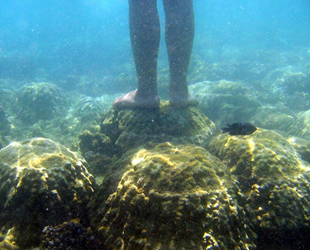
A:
[163,0,198,107]
[114,0,160,108]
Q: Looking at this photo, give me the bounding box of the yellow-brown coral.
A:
[0,137,96,249]
[88,142,256,249]
[100,102,216,154]
[207,129,310,230]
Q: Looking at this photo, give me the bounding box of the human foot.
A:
[113,89,160,109]
[169,93,199,107]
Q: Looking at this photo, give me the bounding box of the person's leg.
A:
[163,0,198,106]
[113,0,160,108]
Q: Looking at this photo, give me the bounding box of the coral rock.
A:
[289,109,310,140]
[100,102,216,154]
[88,143,256,249]
[16,82,68,124]
[207,129,310,232]
[0,137,96,249]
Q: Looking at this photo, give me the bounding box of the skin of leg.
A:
[163,0,198,106]
[113,0,160,108]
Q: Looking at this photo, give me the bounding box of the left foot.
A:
[169,93,199,107]
[113,89,160,109]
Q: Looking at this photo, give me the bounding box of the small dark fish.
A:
[222,122,257,135]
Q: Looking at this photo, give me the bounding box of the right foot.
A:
[113,89,160,109]
[169,93,199,107]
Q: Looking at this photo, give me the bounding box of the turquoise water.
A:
[1,1,310,249]
[0,0,309,81]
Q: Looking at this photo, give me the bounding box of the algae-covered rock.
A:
[79,130,113,175]
[16,82,68,124]
[190,80,261,126]
[207,129,310,232]
[287,136,310,164]
[0,138,96,249]
[289,109,310,140]
[262,67,310,111]
[88,143,256,250]
[100,102,215,154]
[41,220,104,250]
[252,105,296,133]
[79,130,113,155]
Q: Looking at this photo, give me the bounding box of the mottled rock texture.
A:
[289,109,310,140]
[0,137,96,249]
[101,101,215,153]
[88,143,256,250]
[207,129,310,232]
[16,82,68,124]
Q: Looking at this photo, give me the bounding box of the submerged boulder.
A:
[287,136,310,164]
[78,102,216,176]
[252,105,296,133]
[88,143,256,250]
[207,129,310,246]
[262,66,310,111]
[289,109,310,140]
[16,82,68,124]
[0,138,96,249]
[189,80,261,126]
[100,102,215,154]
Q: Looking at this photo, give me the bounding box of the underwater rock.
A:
[78,130,114,175]
[207,129,310,237]
[262,66,310,111]
[189,80,261,126]
[287,136,310,164]
[74,96,105,124]
[252,105,296,133]
[88,143,256,249]
[79,130,113,155]
[73,95,118,125]
[98,101,215,154]
[289,109,310,140]
[16,82,69,124]
[222,122,257,135]
[0,86,16,114]
[0,138,96,249]
[41,220,104,250]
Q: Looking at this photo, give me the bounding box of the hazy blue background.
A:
[0,0,309,83]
